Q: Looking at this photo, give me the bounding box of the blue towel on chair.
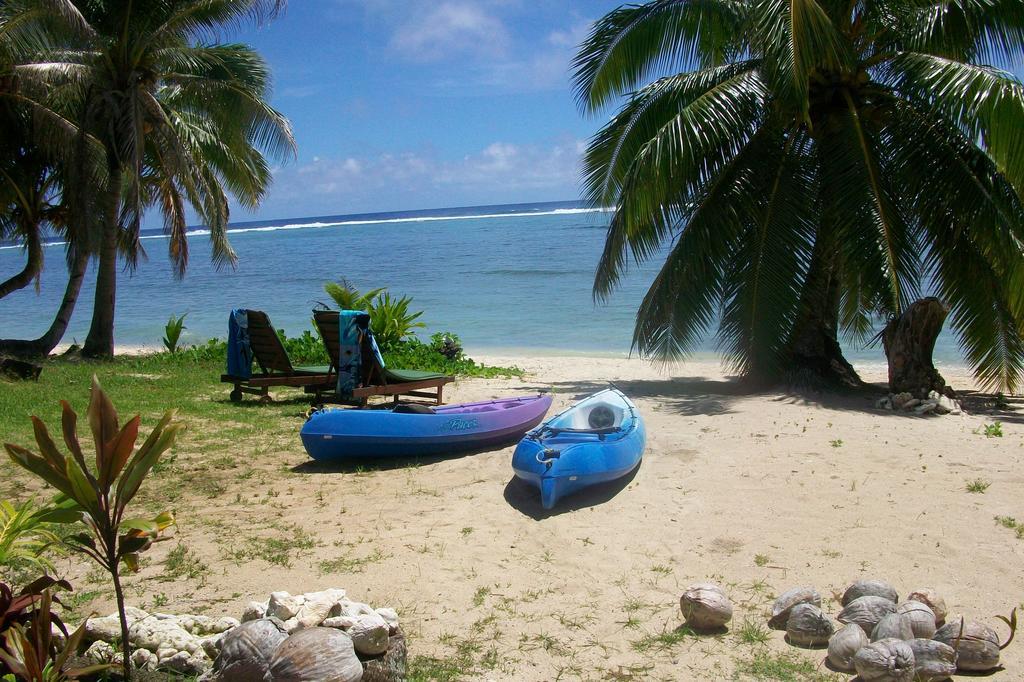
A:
[336,310,365,399]
[227,309,253,379]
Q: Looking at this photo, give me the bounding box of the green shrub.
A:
[386,338,522,378]
[162,313,187,353]
[322,280,425,350]
[4,377,181,679]
[277,329,330,366]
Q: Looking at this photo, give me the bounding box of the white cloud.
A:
[389,2,509,61]
[268,138,584,214]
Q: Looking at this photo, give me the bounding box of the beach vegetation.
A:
[966,478,991,493]
[981,421,1004,438]
[994,516,1024,540]
[574,0,1024,392]
[3,377,181,679]
[323,279,426,349]
[0,499,65,579]
[162,314,188,354]
[735,650,841,681]
[0,579,108,681]
[735,618,771,645]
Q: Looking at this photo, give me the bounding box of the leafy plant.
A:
[0,584,106,681]
[3,377,182,680]
[370,292,425,350]
[430,332,464,361]
[982,422,1004,438]
[276,329,329,366]
[0,501,63,576]
[2,577,70,639]
[322,280,424,350]
[323,279,385,312]
[966,479,991,493]
[162,314,188,354]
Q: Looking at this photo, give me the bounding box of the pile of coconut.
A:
[679,580,1017,680]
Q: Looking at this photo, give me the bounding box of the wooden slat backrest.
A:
[245,310,294,374]
[312,309,384,386]
[313,310,340,371]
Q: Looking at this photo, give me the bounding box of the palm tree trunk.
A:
[82,166,121,359]
[0,249,88,357]
[0,224,42,299]
[782,229,863,389]
[882,297,951,397]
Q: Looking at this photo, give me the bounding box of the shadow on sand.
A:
[502,464,641,520]
[550,375,1023,422]
[290,439,523,474]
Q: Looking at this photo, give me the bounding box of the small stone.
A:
[876,396,893,410]
[914,401,936,415]
[267,591,303,621]
[199,634,224,659]
[213,616,240,633]
[131,648,158,671]
[903,398,921,410]
[86,640,121,664]
[332,600,376,618]
[282,617,301,633]
[125,606,151,622]
[161,650,209,675]
[891,392,914,409]
[322,616,358,630]
[130,616,198,654]
[293,592,338,629]
[85,615,123,643]
[349,612,390,655]
[375,607,400,634]
[242,601,267,622]
[156,647,179,662]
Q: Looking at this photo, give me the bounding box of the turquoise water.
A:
[0,200,963,366]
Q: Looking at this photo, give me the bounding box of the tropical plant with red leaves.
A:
[4,377,182,679]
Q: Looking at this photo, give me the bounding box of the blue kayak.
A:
[301,394,552,460]
[512,388,645,509]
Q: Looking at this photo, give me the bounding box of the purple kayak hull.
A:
[301,394,552,460]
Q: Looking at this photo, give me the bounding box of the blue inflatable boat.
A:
[301,394,552,460]
[512,388,645,509]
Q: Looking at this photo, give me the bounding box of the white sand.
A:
[81,355,1024,679]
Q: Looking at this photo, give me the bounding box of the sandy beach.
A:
[37,353,1019,681]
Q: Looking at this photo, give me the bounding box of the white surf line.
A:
[0,207,611,251]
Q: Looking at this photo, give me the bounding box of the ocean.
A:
[0,200,964,367]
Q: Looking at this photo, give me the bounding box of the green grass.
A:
[995,515,1024,539]
[631,625,697,652]
[735,652,843,681]
[735,618,771,645]
[161,543,208,583]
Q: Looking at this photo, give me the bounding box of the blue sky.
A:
[229,1,625,221]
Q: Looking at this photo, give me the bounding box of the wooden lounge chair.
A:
[312,309,453,406]
[221,309,335,402]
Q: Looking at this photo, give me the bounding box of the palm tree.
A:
[20,0,294,358]
[0,0,101,357]
[573,0,1024,392]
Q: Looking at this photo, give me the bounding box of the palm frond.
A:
[583,60,760,207]
[716,127,817,375]
[572,0,747,113]
[593,69,769,300]
[882,52,1024,199]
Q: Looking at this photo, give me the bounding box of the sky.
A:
[225,0,626,221]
